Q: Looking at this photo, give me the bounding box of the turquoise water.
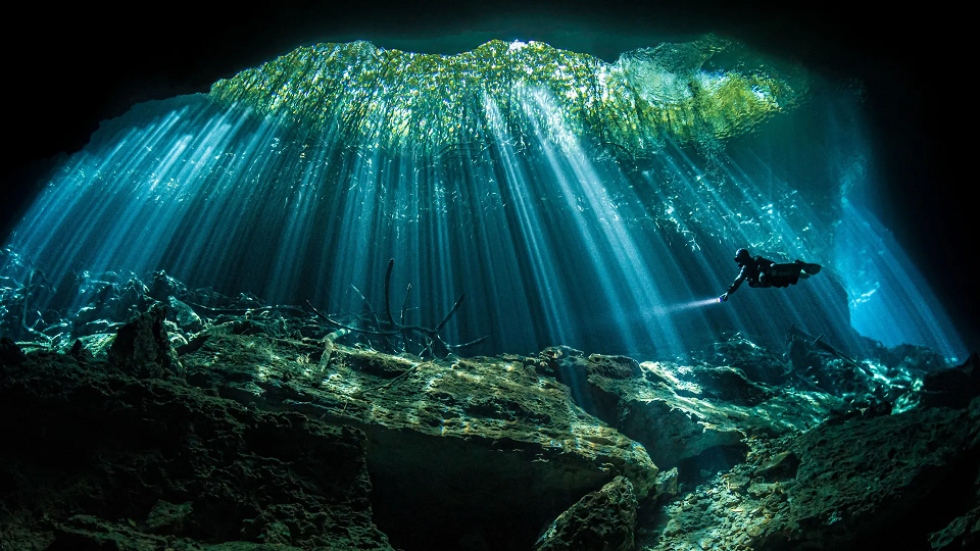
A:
[0,37,965,360]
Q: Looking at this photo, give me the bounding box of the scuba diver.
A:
[718,248,822,302]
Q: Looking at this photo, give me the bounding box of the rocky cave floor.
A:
[1,263,979,551]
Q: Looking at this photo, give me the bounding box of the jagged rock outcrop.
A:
[0,343,393,550]
[3,292,979,551]
[183,332,660,550]
[534,475,638,551]
[0,335,26,365]
[764,396,980,549]
[548,345,843,479]
[641,392,980,551]
[928,500,980,550]
[920,352,980,409]
[107,304,183,378]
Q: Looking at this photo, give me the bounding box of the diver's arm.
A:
[727,269,748,295]
[719,266,748,302]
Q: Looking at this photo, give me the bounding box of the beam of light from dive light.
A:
[651,297,724,316]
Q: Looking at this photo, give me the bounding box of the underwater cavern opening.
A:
[2,10,979,550]
[0,35,967,365]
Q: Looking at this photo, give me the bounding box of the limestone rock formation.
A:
[534,475,638,551]
[1,284,979,551]
[0,341,393,550]
[191,334,660,549]
[107,304,183,378]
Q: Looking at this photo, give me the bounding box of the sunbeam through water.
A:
[0,36,966,361]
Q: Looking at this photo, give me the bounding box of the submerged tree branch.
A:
[306,259,486,358]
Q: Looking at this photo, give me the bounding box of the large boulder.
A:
[107,304,183,378]
[534,475,638,551]
[182,334,660,551]
[643,394,980,551]
[0,349,394,550]
[549,346,843,480]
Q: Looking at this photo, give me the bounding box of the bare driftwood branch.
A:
[186,303,308,318]
[306,258,487,358]
[384,258,396,327]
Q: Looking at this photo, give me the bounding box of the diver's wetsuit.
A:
[729,254,777,294]
[721,255,819,301]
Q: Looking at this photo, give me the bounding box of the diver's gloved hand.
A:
[718,293,728,302]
